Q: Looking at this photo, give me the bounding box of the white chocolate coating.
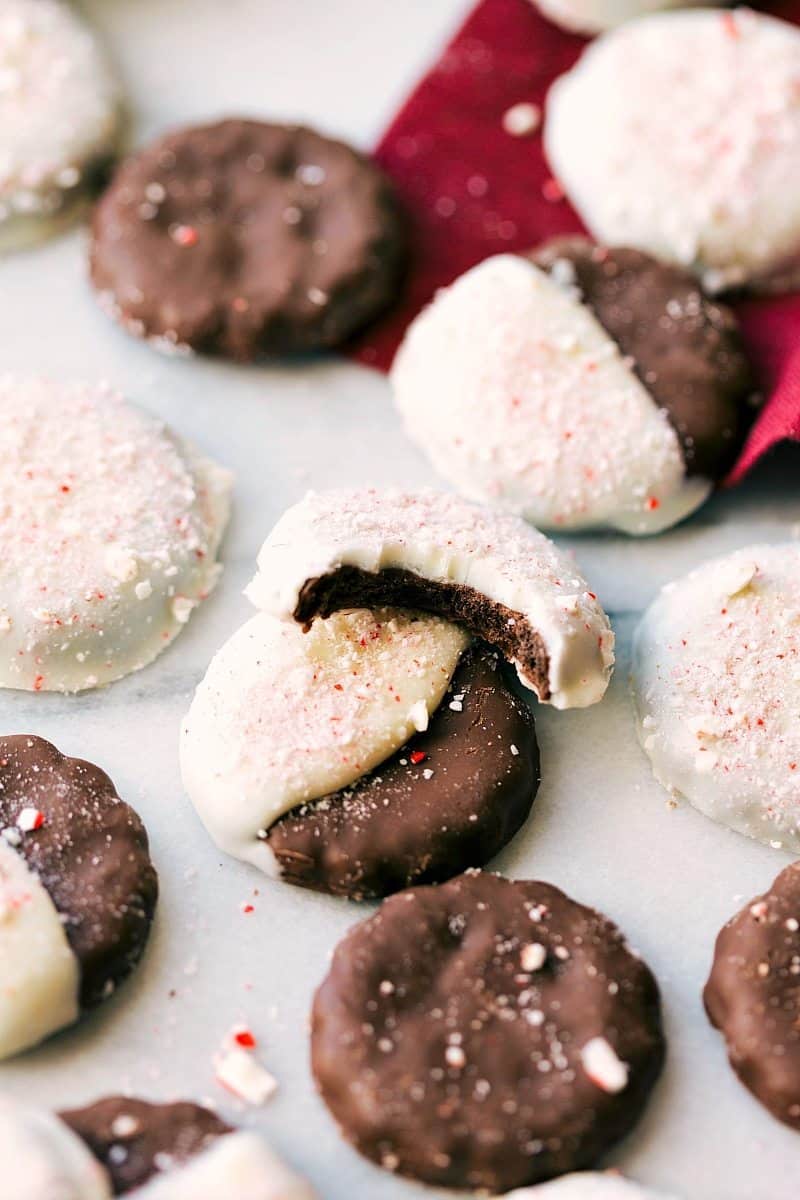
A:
[0,377,232,693]
[134,1132,316,1200]
[247,489,614,708]
[531,0,713,36]
[0,0,120,251]
[392,256,709,535]
[545,10,800,292]
[0,1096,111,1199]
[633,544,800,851]
[0,839,80,1060]
[181,609,469,871]
[507,1172,679,1199]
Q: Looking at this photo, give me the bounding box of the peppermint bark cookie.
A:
[90,119,406,360]
[0,0,120,252]
[545,10,800,293]
[246,489,614,707]
[392,248,753,533]
[182,617,539,897]
[0,376,232,693]
[704,862,800,1130]
[311,871,665,1191]
[633,545,800,851]
[0,735,157,1059]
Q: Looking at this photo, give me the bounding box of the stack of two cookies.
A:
[180,490,670,1195]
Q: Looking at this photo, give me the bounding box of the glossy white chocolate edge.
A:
[0,0,120,250]
[531,0,713,36]
[506,1171,680,1199]
[391,256,710,535]
[633,543,800,852]
[0,839,80,1060]
[180,609,469,870]
[545,9,800,293]
[246,488,614,708]
[0,1095,111,1199]
[133,1131,317,1200]
[0,376,233,693]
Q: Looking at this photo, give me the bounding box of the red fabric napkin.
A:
[352,0,800,484]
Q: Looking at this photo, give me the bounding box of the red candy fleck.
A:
[241,903,255,914]
[171,224,199,247]
[233,1027,257,1049]
[409,750,427,765]
[33,675,44,691]
[646,496,660,511]
[541,178,564,203]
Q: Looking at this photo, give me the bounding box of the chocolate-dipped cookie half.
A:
[90,118,407,360]
[0,735,157,1058]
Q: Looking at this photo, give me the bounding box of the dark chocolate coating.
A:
[60,1097,230,1195]
[531,237,756,480]
[267,646,540,899]
[704,862,800,1130]
[90,119,407,360]
[311,871,665,1192]
[295,565,551,701]
[0,735,157,1010]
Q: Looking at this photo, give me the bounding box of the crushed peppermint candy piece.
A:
[214,1041,277,1106]
[520,942,547,972]
[16,807,44,832]
[580,1036,629,1093]
[502,101,541,137]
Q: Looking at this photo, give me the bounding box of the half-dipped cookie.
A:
[0,1095,111,1199]
[0,376,232,693]
[0,0,120,252]
[311,871,665,1191]
[61,1096,317,1197]
[0,735,157,1058]
[704,862,800,1131]
[633,544,800,852]
[391,247,754,534]
[246,489,614,707]
[182,610,539,898]
[90,119,406,360]
[545,10,800,293]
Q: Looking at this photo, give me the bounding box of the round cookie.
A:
[311,871,665,1191]
[0,376,232,693]
[0,1095,111,1200]
[0,735,158,1058]
[0,0,120,252]
[181,605,539,896]
[545,10,800,293]
[633,544,800,852]
[391,246,753,534]
[60,1096,317,1198]
[90,119,406,360]
[704,862,800,1131]
[530,0,713,35]
[246,489,615,708]
[508,1174,680,1199]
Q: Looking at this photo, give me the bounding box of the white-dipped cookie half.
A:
[0,1096,111,1200]
[0,377,232,692]
[633,544,800,851]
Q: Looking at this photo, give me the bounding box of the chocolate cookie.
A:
[266,646,540,898]
[704,862,800,1130]
[90,119,406,360]
[531,238,755,481]
[391,249,754,536]
[311,871,665,1191]
[0,735,157,1058]
[246,489,614,709]
[58,1095,317,1198]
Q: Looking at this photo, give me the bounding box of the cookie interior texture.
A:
[295,567,551,701]
[0,735,157,1010]
[312,871,665,1192]
[60,1097,231,1194]
[267,645,540,898]
[704,862,800,1131]
[531,238,756,480]
[90,119,407,359]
